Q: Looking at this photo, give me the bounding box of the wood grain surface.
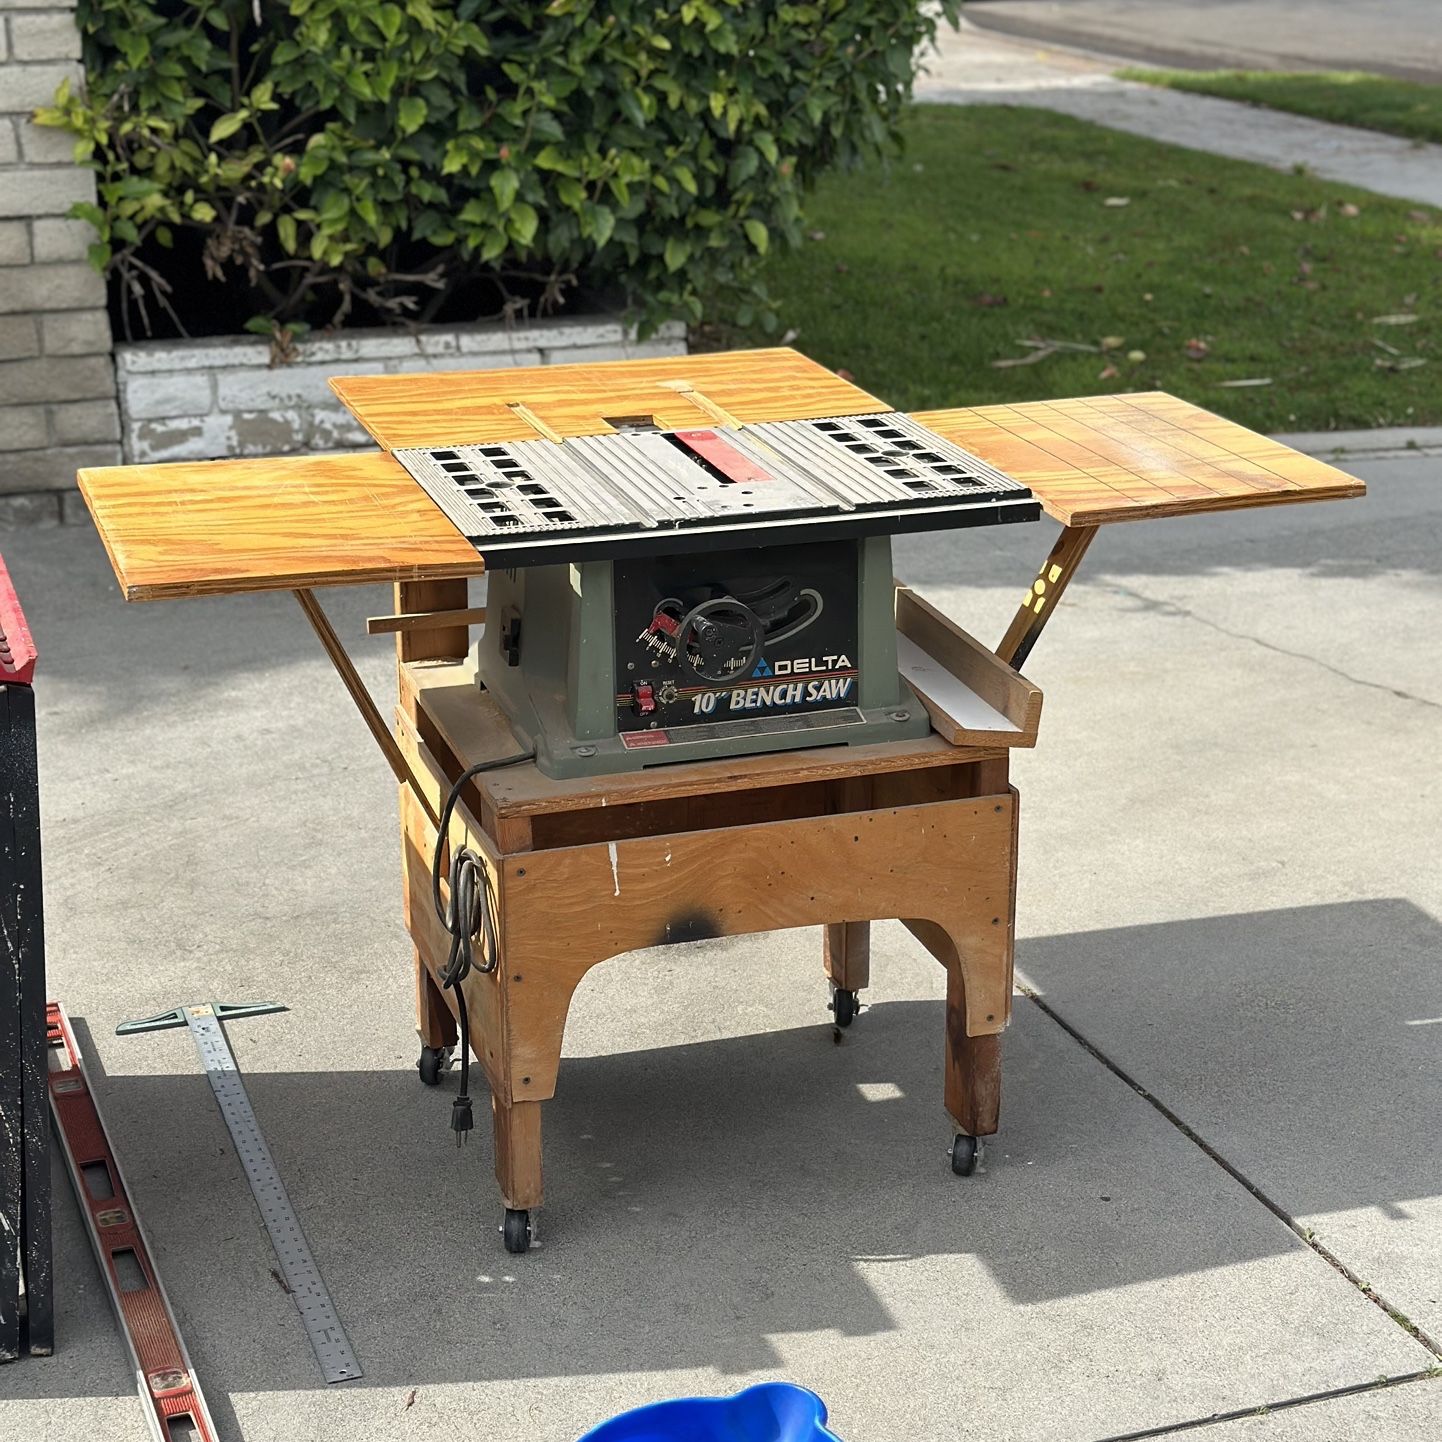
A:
[76,358,1364,605]
[915,391,1365,526]
[77,450,483,601]
[330,346,886,449]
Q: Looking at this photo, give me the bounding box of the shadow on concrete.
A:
[8,898,1435,1400]
[1017,896,1442,1225]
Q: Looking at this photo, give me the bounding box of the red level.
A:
[47,1003,219,1442]
[0,552,38,687]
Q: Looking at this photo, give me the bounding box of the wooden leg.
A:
[492,1097,544,1210]
[823,921,871,992]
[414,947,457,1050]
[945,964,1002,1137]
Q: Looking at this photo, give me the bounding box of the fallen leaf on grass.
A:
[835,261,849,274]
[1372,313,1420,325]
[1374,355,1427,371]
[807,229,826,241]
[1098,364,1120,380]
[1338,202,1361,218]
[971,291,1008,307]
[1373,337,1402,356]
[1184,338,1210,360]
[1408,209,1430,223]
[1215,377,1273,388]
[992,346,1058,369]
[779,327,800,345]
[1127,349,1147,363]
[1100,335,1125,351]
[1103,196,1130,207]
[1021,336,1100,353]
[835,368,855,381]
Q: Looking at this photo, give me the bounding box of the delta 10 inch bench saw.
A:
[391,410,1040,778]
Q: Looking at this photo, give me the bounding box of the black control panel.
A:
[613,542,862,741]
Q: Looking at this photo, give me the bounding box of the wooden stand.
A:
[391,581,1029,1242]
[71,352,1366,1256]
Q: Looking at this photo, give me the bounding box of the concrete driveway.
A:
[1,442,1439,1439]
[963,1,1442,83]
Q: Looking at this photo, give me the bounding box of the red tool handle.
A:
[0,551,37,687]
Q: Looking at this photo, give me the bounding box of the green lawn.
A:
[714,105,1440,432]
[1120,67,1442,146]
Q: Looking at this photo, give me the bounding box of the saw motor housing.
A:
[475,535,930,779]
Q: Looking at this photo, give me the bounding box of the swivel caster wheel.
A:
[417,1045,451,1087]
[950,1134,982,1177]
[828,984,859,1029]
[502,1208,532,1254]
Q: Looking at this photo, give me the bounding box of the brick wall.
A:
[0,0,121,526]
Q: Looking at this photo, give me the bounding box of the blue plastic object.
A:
[577,1382,843,1442]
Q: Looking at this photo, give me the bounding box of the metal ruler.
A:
[118,1001,362,1384]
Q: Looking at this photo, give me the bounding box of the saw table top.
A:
[77,348,1363,601]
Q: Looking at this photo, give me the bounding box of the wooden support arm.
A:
[996,524,1098,669]
[293,588,440,828]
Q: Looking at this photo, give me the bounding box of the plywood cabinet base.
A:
[397,665,1019,1240]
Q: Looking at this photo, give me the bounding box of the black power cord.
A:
[429,750,535,1144]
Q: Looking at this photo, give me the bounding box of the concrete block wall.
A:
[117,316,689,463]
[0,0,121,526]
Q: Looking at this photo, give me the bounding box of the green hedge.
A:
[37,0,958,340]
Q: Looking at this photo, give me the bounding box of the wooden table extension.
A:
[77,349,1364,1251]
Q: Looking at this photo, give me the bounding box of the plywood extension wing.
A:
[916,391,1363,526]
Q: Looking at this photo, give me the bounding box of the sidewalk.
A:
[916,23,1442,208]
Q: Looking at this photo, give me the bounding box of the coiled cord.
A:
[429,750,535,1143]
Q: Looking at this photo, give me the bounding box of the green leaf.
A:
[743,218,768,254]
[557,176,585,209]
[208,111,248,144]
[277,213,298,254]
[588,203,615,247]
[534,144,579,175]
[397,96,427,136]
[663,236,690,272]
[509,201,539,246]
[376,2,403,41]
[673,164,698,196]
[490,167,519,211]
[619,91,647,129]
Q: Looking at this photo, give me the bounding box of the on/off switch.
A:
[631,681,657,716]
